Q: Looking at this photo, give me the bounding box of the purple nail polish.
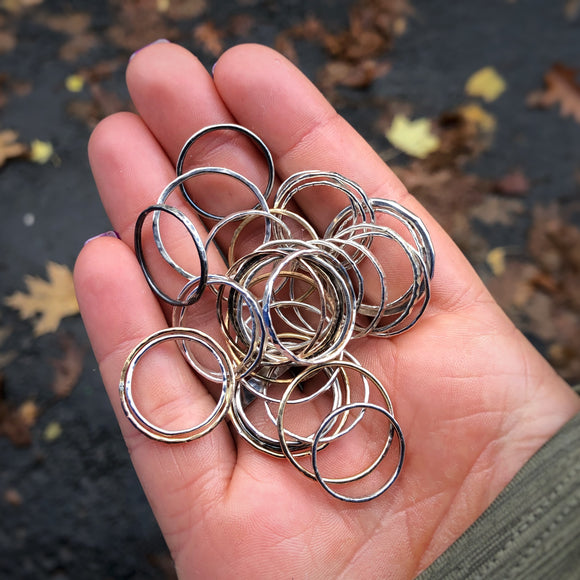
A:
[84,231,121,246]
[129,38,170,61]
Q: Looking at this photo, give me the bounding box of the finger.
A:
[126,42,277,225]
[89,111,232,311]
[74,236,236,538]
[213,44,482,312]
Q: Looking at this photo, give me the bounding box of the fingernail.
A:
[84,231,121,246]
[130,38,170,61]
[211,61,218,77]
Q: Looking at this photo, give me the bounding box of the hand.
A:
[74,43,580,579]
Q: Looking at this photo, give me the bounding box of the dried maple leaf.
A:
[4,262,79,336]
[0,129,27,167]
[527,63,580,124]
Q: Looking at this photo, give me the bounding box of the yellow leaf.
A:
[385,115,440,159]
[486,247,506,276]
[65,74,84,93]
[30,139,54,164]
[4,262,79,336]
[44,421,62,442]
[458,103,497,132]
[465,66,507,102]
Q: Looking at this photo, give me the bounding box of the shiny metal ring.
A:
[119,327,235,443]
[176,123,275,217]
[312,402,405,503]
[134,204,208,307]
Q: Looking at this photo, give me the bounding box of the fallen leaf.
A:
[0,375,37,447]
[1,0,43,13]
[493,168,530,196]
[465,66,507,102]
[43,421,62,441]
[0,29,16,54]
[386,115,440,159]
[4,488,23,506]
[486,247,507,276]
[19,400,39,426]
[65,74,85,93]
[324,0,413,61]
[193,21,223,57]
[564,0,580,20]
[458,103,497,132]
[29,139,54,164]
[42,12,90,34]
[320,59,390,90]
[527,204,580,311]
[469,196,525,226]
[51,334,84,398]
[4,261,79,336]
[526,63,580,124]
[0,129,27,167]
[165,0,206,19]
[392,161,488,254]
[107,1,178,53]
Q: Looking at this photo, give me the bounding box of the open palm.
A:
[74,43,579,579]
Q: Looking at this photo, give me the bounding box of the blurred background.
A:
[0,0,579,578]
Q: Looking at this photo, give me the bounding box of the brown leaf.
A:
[469,196,525,226]
[392,161,488,253]
[324,0,412,61]
[60,32,99,62]
[165,0,206,19]
[4,488,23,506]
[227,14,254,37]
[67,83,128,129]
[0,376,38,447]
[193,21,224,57]
[564,0,580,21]
[492,168,530,196]
[0,129,27,167]
[527,63,580,124]
[0,29,16,54]
[274,33,299,64]
[527,204,580,311]
[486,261,538,313]
[320,59,390,90]
[107,0,178,53]
[41,12,91,35]
[51,334,85,398]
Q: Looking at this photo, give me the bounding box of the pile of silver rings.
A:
[119,124,435,502]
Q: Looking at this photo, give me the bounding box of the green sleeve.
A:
[418,404,580,580]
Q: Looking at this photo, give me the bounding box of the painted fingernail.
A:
[84,231,121,246]
[130,38,170,61]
